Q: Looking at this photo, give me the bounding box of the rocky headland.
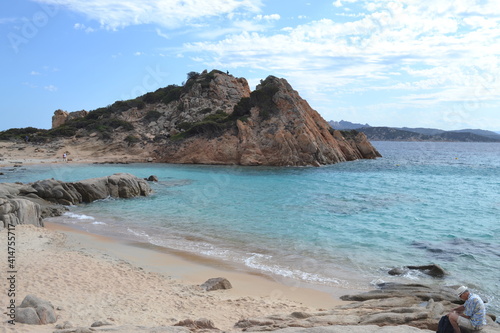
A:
[1,70,380,167]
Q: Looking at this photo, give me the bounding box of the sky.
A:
[1,0,499,132]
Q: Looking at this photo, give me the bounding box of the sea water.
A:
[1,141,499,313]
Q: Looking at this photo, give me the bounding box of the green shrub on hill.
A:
[339,129,359,139]
[232,97,251,118]
[144,110,162,123]
[125,135,141,145]
[140,85,183,105]
[86,107,113,120]
[172,110,233,140]
[251,79,279,120]
[0,127,42,141]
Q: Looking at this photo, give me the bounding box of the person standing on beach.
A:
[447,286,486,332]
[63,153,67,162]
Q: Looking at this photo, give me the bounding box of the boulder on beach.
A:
[16,294,56,325]
[201,277,232,291]
[0,197,43,228]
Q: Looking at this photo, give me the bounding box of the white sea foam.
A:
[63,212,95,220]
[244,253,343,286]
[126,228,154,243]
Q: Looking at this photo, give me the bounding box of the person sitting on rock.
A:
[447,286,486,332]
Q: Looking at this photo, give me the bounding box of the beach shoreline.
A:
[0,222,347,332]
[44,221,348,309]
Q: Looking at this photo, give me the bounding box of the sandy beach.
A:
[0,138,152,168]
[0,222,344,332]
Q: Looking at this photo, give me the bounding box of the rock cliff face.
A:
[149,72,381,166]
[50,70,381,166]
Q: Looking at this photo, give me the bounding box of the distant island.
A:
[329,120,500,142]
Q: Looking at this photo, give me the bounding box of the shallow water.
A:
[2,141,499,312]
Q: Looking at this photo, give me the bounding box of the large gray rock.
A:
[406,265,447,278]
[70,173,151,203]
[16,294,56,325]
[31,173,151,204]
[31,179,82,205]
[389,265,447,278]
[0,197,43,228]
[16,307,41,325]
[340,283,458,303]
[0,173,152,229]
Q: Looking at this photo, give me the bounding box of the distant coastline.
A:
[329,120,500,142]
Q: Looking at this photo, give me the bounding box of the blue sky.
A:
[1,0,499,132]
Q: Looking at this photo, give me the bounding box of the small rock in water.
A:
[146,175,159,182]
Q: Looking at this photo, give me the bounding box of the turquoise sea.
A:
[2,141,499,313]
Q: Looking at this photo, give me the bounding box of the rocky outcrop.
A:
[31,173,151,205]
[0,197,43,227]
[52,109,88,128]
[152,73,380,166]
[0,173,152,229]
[52,109,69,128]
[67,110,89,122]
[44,70,379,167]
[237,283,500,332]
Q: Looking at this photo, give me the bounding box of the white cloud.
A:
[34,0,263,30]
[333,0,359,8]
[44,85,58,92]
[181,0,500,115]
[254,14,280,21]
[30,71,41,75]
[74,22,95,33]
[156,28,170,39]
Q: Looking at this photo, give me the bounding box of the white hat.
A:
[456,286,468,297]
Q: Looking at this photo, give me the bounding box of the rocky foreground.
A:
[62,282,500,332]
[10,279,500,332]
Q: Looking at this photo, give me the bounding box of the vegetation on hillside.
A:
[171,75,281,141]
[0,70,283,143]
